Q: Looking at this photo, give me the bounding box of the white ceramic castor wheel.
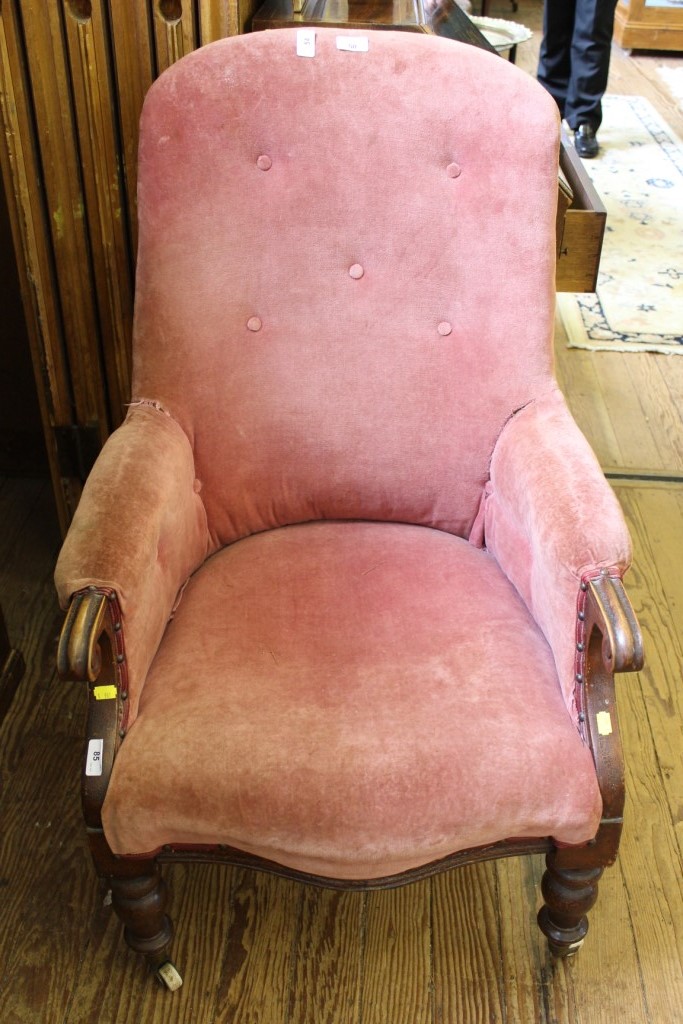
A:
[156,960,183,991]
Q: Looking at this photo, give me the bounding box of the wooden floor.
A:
[1,3,682,1021]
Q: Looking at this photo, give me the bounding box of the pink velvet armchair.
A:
[55,28,643,991]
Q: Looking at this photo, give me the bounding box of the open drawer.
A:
[556,135,606,292]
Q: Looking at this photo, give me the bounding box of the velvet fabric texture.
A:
[130,29,560,549]
[102,523,602,875]
[55,405,210,724]
[480,389,631,711]
[54,30,633,874]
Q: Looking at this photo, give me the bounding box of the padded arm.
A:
[55,404,211,724]
[479,388,633,710]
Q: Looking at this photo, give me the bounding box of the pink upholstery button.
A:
[437,321,453,336]
[256,155,272,171]
[246,316,262,332]
[349,264,364,279]
[446,162,461,178]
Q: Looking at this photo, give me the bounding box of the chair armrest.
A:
[479,388,636,710]
[553,573,643,870]
[57,589,125,826]
[583,572,643,677]
[55,404,211,724]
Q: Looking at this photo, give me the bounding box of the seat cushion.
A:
[103,522,602,878]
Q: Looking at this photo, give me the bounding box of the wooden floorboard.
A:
[1,3,682,1021]
[362,883,432,1024]
[432,863,507,1023]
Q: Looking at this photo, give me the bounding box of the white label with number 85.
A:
[86,738,104,777]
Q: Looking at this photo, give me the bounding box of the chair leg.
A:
[110,866,183,990]
[537,851,603,957]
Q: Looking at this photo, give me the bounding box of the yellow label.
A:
[93,685,117,701]
[596,711,613,736]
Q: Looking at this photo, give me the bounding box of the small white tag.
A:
[297,29,316,58]
[86,738,104,777]
[336,36,369,53]
[596,711,613,737]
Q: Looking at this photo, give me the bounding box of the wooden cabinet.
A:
[0,1,257,533]
[614,0,683,51]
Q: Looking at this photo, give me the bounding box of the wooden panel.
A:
[107,2,156,257]
[153,0,198,74]
[556,209,606,292]
[615,0,683,51]
[200,0,238,41]
[0,3,82,530]
[199,0,259,42]
[556,138,606,293]
[18,2,109,430]
[0,1,255,531]
[62,0,135,426]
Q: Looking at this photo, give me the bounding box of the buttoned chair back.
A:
[131,29,558,548]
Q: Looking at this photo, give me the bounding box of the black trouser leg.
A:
[565,0,618,131]
[537,0,577,120]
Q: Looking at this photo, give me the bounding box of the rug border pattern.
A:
[562,95,683,354]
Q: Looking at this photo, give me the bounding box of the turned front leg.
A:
[110,866,181,988]
[537,851,603,957]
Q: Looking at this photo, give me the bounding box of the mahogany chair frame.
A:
[57,570,643,987]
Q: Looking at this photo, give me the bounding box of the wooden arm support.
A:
[555,572,643,871]
[57,588,128,829]
[57,589,108,682]
[585,573,644,675]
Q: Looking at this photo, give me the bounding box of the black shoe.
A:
[574,123,599,159]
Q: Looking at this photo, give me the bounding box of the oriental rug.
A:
[657,66,683,107]
[558,94,683,354]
